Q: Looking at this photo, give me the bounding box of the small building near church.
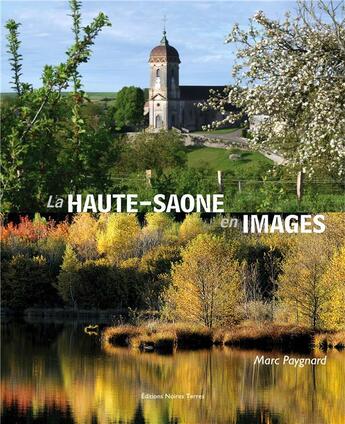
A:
[147,30,226,131]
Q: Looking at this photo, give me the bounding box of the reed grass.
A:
[102,325,140,347]
[223,324,314,352]
[102,323,213,353]
[102,322,345,354]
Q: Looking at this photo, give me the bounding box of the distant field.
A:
[87,92,116,102]
[1,93,16,99]
[1,92,116,102]
[187,146,273,176]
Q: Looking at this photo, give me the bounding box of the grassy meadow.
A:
[186,146,272,174]
[87,92,116,103]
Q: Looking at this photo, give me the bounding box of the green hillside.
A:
[187,146,273,177]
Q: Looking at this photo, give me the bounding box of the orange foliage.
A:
[1,216,48,242]
[0,216,69,243]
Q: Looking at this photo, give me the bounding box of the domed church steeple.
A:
[148,28,181,130]
[149,30,180,64]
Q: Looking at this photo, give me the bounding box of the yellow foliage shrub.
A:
[68,213,98,260]
[144,212,172,232]
[97,213,140,263]
[178,213,206,241]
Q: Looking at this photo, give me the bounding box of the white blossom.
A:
[204,0,345,176]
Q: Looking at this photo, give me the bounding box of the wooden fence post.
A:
[297,170,304,202]
[217,170,223,192]
[238,180,242,193]
[145,169,152,187]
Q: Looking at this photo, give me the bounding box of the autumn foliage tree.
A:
[68,213,98,260]
[164,234,243,327]
[1,212,344,329]
[96,213,141,263]
[320,246,345,329]
[278,233,344,330]
[178,213,207,241]
[57,244,81,308]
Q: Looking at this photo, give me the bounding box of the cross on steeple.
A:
[160,15,168,45]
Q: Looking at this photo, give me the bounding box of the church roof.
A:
[149,31,180,63]
[180,86,226,101]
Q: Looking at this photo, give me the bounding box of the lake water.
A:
[1,322,345,424]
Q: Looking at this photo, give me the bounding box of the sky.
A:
[1,0,298,92]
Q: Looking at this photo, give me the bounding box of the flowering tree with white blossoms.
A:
[203,0,345,176]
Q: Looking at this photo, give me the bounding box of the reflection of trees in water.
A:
[1,322,64,383]
[2,402,75,424]
[1,324,345,424]
[236,409,281,424]
[1,321,64,349]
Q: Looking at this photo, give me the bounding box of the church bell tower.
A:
[148,29,181,130]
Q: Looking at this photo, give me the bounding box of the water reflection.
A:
[1,322,345,424]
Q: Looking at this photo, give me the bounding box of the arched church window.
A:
[156,68,160,77]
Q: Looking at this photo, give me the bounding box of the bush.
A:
[241,301,273,322]
[68,213,99,260]
[77,260,129,309]
[140,244,181,276]
[97,213,141,263]
[139,244,181,309]
[2,254,58,310]
[179,213,207,241]
[57,245,146,309]
[119,130,186,176]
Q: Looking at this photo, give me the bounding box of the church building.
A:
[147,30,225,131]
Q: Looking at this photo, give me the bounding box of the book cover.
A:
[1,1,344,423]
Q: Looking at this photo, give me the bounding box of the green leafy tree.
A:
[121,130,186,176]
[114,86,145,130]
[5,20,24,95]
[2,255,57,310]
[1,1,111,211]
[57,246,138,309]
[68,0,86,191]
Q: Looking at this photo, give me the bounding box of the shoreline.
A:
[3,310,344,353]
[102,323,345,354]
